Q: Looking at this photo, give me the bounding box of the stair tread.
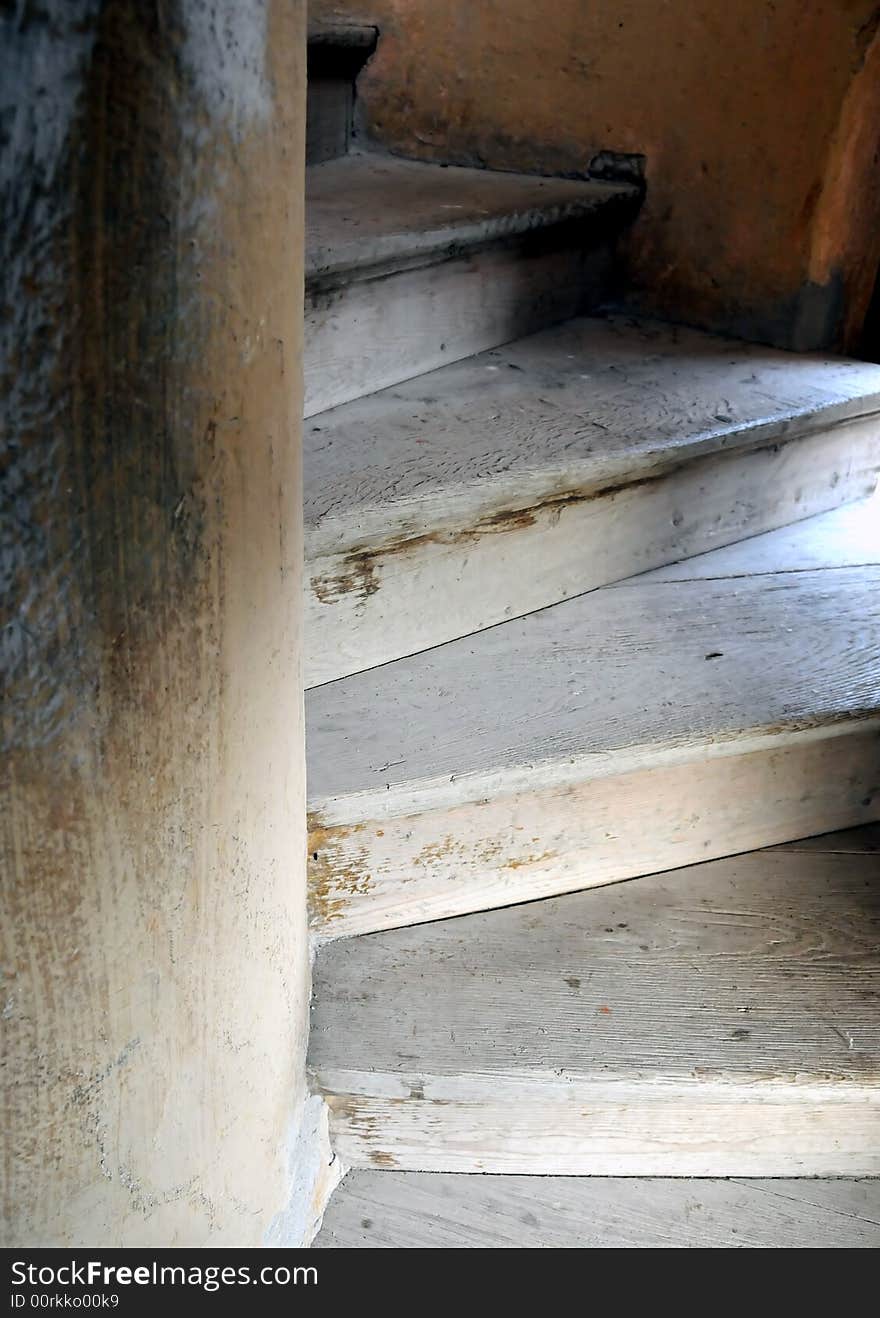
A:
[311,831,880,1086]
[305,155,638,290]
[306,501,880,818]
[314,1170,880,1248]
[304,313,880,559]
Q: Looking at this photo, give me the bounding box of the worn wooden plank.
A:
[309,728,880,938]
[305,228,616,418]
[310,846,880,1176]
[305,155,638,288]
[308,565,880,813]
[307,546,880,936]
[306,317,880,557]
[304,159,639,417]
[320,1078,880,1177]
[314,1171,880,1248]
[306,428,878,686]
[312,849,880,1083]
[304,314,880,684]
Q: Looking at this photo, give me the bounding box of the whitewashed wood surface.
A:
[304,313,880,681]
[315,1170,880,1248]
[305,315,880,557]
[307,500,880,936]
[310,841,880,1176]
[307,563,880,814]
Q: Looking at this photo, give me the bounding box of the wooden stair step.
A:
[305,314,880,686]
[310,827,880,1178]
[306,499,880,939]
[304,156,640,416]
[314,1170,880,1248]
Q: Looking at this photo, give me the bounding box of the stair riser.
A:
[305,415,879,687]
[304,231,614,417]
[320,1085,880,1177]
[307,79,354,164]
[309,725,880,938]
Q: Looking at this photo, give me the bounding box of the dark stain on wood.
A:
[308,465,687,604]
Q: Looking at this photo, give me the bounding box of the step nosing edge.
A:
[305,188,640,291]
[307,714,880,827]
[304,397,880,557]
[313,1068,880,1103]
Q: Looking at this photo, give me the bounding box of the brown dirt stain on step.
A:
[325,1099,401,1168]
[308,464,687,603]
[308,814,373,925]
[413,832,556,873]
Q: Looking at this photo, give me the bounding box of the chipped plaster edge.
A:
[265,1093,346,1248]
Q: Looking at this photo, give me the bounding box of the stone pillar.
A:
[1,0,308,1246]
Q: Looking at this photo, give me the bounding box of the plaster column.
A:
[1,0,309,1246]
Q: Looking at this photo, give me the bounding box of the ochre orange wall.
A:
[315,0,880,350]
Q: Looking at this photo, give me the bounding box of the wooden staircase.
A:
[305,24,880,1246]
[312,827,880,1177]
[306,316,879,685]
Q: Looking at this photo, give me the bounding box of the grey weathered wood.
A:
[310,844,880,1177]
[314,1171,880,1248]
[306,527,880,937]
[309,729,880,938]
[304,315,880,685]
[312,848,880,1084]
[306,317,880,555]
[308,562,880,812]
[304,157,639,416]
[305,155,639,289]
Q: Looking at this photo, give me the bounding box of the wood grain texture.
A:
[314,1171,880,1248]
[309,728,880,938]
[303,159,640,416]
[305,229,615,417]
[306,426,878,686]
[310,847,880,1176]
[305,316,880,556]
[307,519,880,936]
[304,314,880,683]
[308,564,880,813]
[320,1081,880,1177]
[305,154,639,288]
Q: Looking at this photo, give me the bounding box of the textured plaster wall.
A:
[314,0,880,350]
[1,0,311,1245]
